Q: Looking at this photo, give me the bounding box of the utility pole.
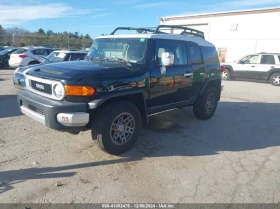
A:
[12,34,15,46]
[68,34,70,50]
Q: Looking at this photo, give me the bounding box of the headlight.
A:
[53,83,65,100]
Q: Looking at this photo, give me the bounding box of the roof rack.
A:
[154,25,205,39]
[110,27,156,35]
[110,25,205,39]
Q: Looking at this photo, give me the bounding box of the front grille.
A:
[30,80,52,95]
[22,101,44,116]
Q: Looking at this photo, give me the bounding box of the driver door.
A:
[235,54,260,79]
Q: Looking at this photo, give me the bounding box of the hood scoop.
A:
[35,68,63,76]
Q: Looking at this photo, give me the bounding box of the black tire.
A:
[91,100,142,155]
[269,73,280,86]
[28,61,40,65]
[193,86,218,120]
[221,68,231,80]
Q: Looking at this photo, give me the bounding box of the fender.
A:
[266,68,280,80]
[199,77,222,100]
[88,89,148,123]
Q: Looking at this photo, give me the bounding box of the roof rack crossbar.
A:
[154,25,205,39]
[110,27,156,35]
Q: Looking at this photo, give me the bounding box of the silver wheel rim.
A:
[272,75,280,84]
[221,71,228,79]
[110,113,135,145]
[205,93,216,115]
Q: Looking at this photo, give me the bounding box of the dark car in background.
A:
[13,50,87,89]
[0,48,18,68]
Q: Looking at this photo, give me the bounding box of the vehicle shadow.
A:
[0,95,22,118]
[0,101,280,194]
[227,78,269,84]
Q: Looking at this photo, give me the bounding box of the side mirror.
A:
[161,52,174,67]
[239,60,245,64]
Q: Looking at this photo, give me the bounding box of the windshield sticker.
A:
[57,53,66,58]
[140,38,145,42]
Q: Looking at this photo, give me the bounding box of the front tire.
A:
[193,86,218,120]
[270,73,280,86]
[91,100,142,155]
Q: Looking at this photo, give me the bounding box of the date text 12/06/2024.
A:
[102,203,176,209]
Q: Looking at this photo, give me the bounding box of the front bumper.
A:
[18,90,89,131]
[9,61,20,68]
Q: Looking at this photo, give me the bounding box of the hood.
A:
[16,64,42,74]
[27,60,146,80]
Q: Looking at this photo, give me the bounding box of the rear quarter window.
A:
[13,49,27,54]
[187,42,203,64]
[278,56,280,63]
[201,46,219,64]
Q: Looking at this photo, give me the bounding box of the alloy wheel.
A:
[205,93,216,115]
[272,75,280,85]
[110,113,135,145]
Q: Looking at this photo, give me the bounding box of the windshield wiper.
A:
[109,58,132,64]
[86,56,109,62]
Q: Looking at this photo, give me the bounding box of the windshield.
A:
[0,49,9,55]
[87,38,147,64]
[41,51,67,64]
[13,48,27,54]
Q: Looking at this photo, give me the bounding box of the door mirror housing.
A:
[161,52,174,66]
[239,60,245,64]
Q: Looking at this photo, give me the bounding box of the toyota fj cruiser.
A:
[17,25,223,155]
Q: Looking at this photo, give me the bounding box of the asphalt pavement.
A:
[0,68,280,203]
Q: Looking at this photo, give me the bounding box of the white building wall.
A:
[160,9,280,62]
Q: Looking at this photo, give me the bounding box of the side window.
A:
[32,49,48,56]
[187,42,203,64]
[69,54,86,61]
[155,40,187,66]
[239,55,259,64]
[278,56,280,63]
[260,55,275,64]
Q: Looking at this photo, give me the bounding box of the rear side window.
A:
[69,54,86,61]
[201,46,219,64]
[187,42,203,64]
[32,49,48,56]
[13,49,27,54]
[277,56,280,63]
[260,55,275,64]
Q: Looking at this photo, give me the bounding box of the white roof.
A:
[95,34,214,47]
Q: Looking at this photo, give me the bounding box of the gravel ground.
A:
[0,68,280,203]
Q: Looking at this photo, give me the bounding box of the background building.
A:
[160,7,280,62]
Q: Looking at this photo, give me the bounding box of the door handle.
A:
[184,73,193,77]
[251,66,255,67]
[271,66,275,68]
